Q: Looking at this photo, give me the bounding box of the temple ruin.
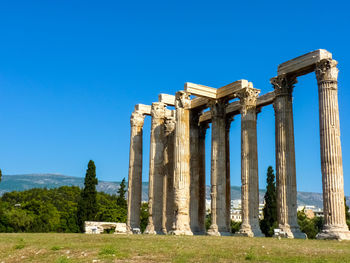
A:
[127,49,350,240]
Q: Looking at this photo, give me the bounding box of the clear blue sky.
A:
[0,0,349,195]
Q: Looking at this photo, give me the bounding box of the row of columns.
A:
[127,58,350,240]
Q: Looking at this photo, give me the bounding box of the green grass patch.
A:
[51,246,61,251]
[56,256,71,263]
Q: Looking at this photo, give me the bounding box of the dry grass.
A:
[0,233,349,262]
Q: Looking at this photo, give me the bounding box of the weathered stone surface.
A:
[235,86,263,237]
[185,82,217,99]
[277,49,332,76]
[207,99,230,236]
[271,75,305,239]
[144,102,166,235]
[135,104,152,115]
[171,91,193,235]
[162,112,176,233]
[315,59,350,240]
[127,111,145,232]
[85,221,127,234]
[159,93,176,106]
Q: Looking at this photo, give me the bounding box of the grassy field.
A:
[0,233,349,263]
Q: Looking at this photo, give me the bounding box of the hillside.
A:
[1,174,348,208]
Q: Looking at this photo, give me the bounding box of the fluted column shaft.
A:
[236,86,263,237]
[315,59,350,240]
[190,110,202,234]
[271,75,304,238]
[162,113,176,233]
[171,91,193,235]
[208,100,230,236]
[198,123,208,233]
[225,117,233,231]
[127,111,145,231]
[145,102,166,234]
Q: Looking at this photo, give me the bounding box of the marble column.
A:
[171,91,193,235]
[127,111,145,232]
[190,110,202,234]
[235,86,263,237]
[198,122,209,234]
[162,113,176,234]
[271,75,305,239]
[315,59,350,240]
[207,99,231,236]
[225,116,233,231]
[144,102,166,234]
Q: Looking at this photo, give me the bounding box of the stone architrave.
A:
[315,59,350,240]
[271,75,305,239]
[144,102,166,235]
[235,86,263,237]
[170,91,193,235]
[162,113,176,233]
[207,99,231,236]
[127,111,145,232]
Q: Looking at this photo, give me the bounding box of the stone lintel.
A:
[185,82,217,99]
[198,91,275,123]
[135,104,152,115]
[216,80,249,99]
[165,109,175,118]
[278,49,332,76]
[190,97,209,109]
[159,93,176,106]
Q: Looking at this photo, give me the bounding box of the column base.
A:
[207,224,231,236]
[274,224,306,239]
[316,225,350,241]
[235,225,264,237]
[144,224,164,235]
[126,226,141,235]
[169,229,193,236]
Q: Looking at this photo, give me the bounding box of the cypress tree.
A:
[260,166,278,237]
[117,178,127,209]
[0,169,2,183]
[77,160,98,232]
[345,197,350,230]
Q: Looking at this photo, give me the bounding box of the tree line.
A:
[0,164,349,237]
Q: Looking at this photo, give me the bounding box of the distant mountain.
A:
[1,174,348,209]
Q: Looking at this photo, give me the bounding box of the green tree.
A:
[260,166,277,237]
[117,178,127,209]
[0,169,2,183]
[140,202,149,233]
[77,160,98,232]
[230,220,241,234]
[345,197,350,230]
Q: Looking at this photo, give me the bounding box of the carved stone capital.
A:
[151,102,166,119]
[199,122,209,139]
[315,59,338,83]
[175,91,191,109]
[236,85,260,107]
[208,99,226,119]
[271,74,297,97]
[130,111,145,128]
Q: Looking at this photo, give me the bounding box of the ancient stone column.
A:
[127,111,145,232]
[315,59,350,240]
[144,102,166,234]
[225,116,233,231]
[207,99,231,236]
[190,110,202,234]
[235,86,263,237]
[162,112,176,234]
[271,75,305,239]
[171,91,193,235]
[198,122,209,234]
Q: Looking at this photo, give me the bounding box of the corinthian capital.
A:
[151,102,166,119]
[236,84,260,109]
[208,99,226,119]
[315,59,338,83]
[175,91,191,109]
[165,115,176,134]
[270,74,297,97]
[130,111,145,128]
